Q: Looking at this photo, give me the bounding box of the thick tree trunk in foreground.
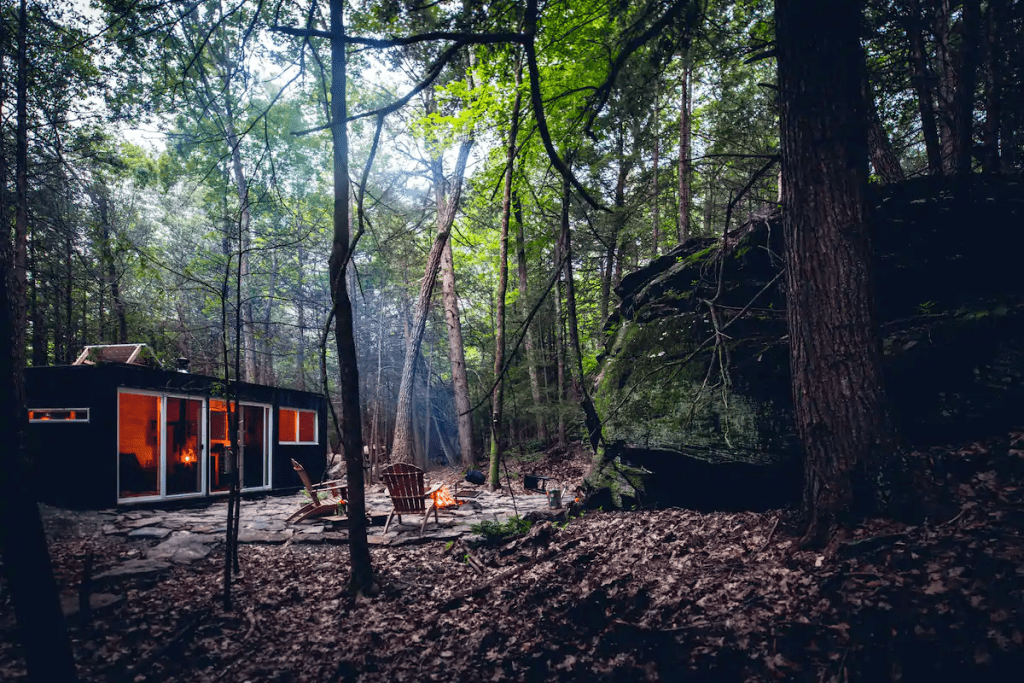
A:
[0,185,79,683]
[777,0,898,542]
[328,1,372,593]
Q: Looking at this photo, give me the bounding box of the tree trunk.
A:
[905,0,943,175]
[863,78,905,183]
[437,164,476,467]
[954,0,981,177]
[29,227,46,367]
[0,147,80,683]
[677,56,692,243]
[980,0,1003,173]
[559,175,604,453]
[261,249,278,385]
[777,0,898,543]
[515,193,548,442]
[488,75,521,489]
[97,191,129,343]
[13,0,28,357]
[223,89,257,383]
[552,231,567,450]
[296,247,306,391]
[392,142,474,465]
[328,0,372,594]
[652,80,661,258]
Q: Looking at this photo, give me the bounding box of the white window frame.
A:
[279,407,318,445]
[29,408,90,423]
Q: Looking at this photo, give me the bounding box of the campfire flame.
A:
[430,485,462,509]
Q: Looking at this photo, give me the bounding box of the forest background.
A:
[0,0,1022,669]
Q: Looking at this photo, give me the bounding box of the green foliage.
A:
[469,516,533,541]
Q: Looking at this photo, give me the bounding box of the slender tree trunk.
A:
[97,191,128,343]
[552,226,567,450]
[261,249,277,385]
[677,56,692,243]
[29,228,46,366]
[392,142,473,464]
[488,75,521,489]
[14,0,28,357]
[980,0,1003,173]
[328,0,372,594]
[559,175,604,453]
[863,78,905,183]
[296,248,306,391]
[223,93,257,382]
[954,0,981,177]
[777,0,898,543]
[933,0,960,174]
[652,80,661,258]
[905,0,943,175]
[515,195,547,441]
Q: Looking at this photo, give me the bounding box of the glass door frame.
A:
[163,393,207,499]
[116,388,209,504]
[206,400,273,494]
[115,388,165,505]
[239,402,273,491]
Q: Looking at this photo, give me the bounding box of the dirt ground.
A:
[2,439,1024,681]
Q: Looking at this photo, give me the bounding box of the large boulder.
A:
[586,176,1024,510]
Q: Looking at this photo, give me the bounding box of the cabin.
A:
[25,344,328,508]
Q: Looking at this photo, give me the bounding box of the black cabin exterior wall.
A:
[25,365,328,508]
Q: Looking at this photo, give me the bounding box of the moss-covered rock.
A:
[589,176,1024,510]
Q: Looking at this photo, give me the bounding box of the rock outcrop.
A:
[586,176,1024,511]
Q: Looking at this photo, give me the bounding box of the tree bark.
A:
[560,173,604,453]
[0,136,79,683]
[677,56,692,243]
[905,0,943,175]
[14,0,28,357]
[552,223,567,450]
[437,160,476,467]
[328,0,372,594]
[980,0,1003,173]
[515,193,548,442]
[652,80,661,258]
[392,142,473,464]
[863,78,905,183]
[488,74,521,489]
[97,190,129,343]
[954,0,981,177]
[777,0,898,542]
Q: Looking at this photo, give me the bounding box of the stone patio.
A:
[87,483,567,570]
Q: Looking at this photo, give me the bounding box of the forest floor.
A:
[2,437,1024,682]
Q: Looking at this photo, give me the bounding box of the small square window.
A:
[280,409,317,444]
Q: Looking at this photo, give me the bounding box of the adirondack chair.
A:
[286,458,348,524]
[381,463,443,536]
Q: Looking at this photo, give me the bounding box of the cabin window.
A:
[280,408,317,444]
[29,408,89,423]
